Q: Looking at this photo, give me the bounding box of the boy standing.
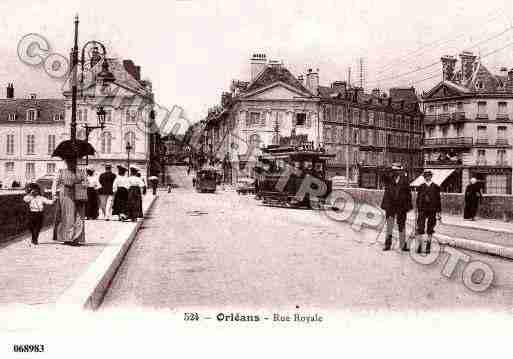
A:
[23,183,55,245]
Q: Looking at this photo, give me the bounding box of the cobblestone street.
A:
[101,186,513,312]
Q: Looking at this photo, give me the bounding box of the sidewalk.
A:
[0,194,157,310]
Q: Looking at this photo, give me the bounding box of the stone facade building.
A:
[421,51,513,194]
[0,86,65,187]
[200,54,424,187]
[62,58,155,178]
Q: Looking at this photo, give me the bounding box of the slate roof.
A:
[0,98,64,124]
[244,65,312,95]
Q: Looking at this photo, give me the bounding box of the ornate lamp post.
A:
[82,106,106,165]
[126,141,133,171]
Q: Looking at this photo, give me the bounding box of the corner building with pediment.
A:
[422,51,513,194]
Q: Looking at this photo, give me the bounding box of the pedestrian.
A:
[85,169,100,220]
[463,177,482,221]
[51,157,87,245]
[98,164,116,221]
[149,176,159,195]
[127,167,144,221]
[380,163,413,252]
[415,170,442,254]
[136,171,147,195]
[112,166,129,221]
[24,183,55,245]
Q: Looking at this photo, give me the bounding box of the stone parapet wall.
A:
[337,188,513,221]
[0,193,56,242]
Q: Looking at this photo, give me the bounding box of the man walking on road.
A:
[98,164,116,220]
[415,170,442,254]
[380,163,413,252]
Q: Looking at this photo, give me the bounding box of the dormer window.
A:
[476,81,484,90]
[26,109,37,121]
[8,113,15,121]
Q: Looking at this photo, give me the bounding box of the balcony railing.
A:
[496,160,509,166]
[423,137,473,147]
[495,139,509,146]
[496,113,510,120]
[424,112,469,125]
[476,159,487,166]
[476,113,489,120]
[475,138,489,145]
[425,159,462,166]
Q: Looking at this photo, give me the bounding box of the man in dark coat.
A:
[463,177,482,220]
[98,164,116,220]
[380,163,413,251]
[416,170,442,254]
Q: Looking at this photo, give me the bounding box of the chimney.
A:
[459,51,477,82]
[123,60,140,80]
[6,83,14,99]
[30,93,36,99]
[371,88,380,97]
[221,92,232,108]
[135,66,141,81]
[441,55,457,81]
[250,53,267,81]
[331,81,347,94]
[305,68,319,95]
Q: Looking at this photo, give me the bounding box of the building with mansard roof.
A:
[61,57,156,178]
[200,54,423,187]
[0,85,65,187]
[421,51,513,194]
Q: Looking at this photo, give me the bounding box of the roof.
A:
[0,98,64,124]
[244,65,312,95]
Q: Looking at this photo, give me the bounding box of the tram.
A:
[255,142,335,208]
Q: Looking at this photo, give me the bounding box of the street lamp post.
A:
[126,141,133,171]
[70,15,80,172]
[83,106,106,165]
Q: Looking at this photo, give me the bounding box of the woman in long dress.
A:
[112,166,129,221]
[51,158,87,245]
[464,177,482,220]
[85,169,100,220]
[127,168,144,221]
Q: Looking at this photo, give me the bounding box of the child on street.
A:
[23,183,55,245]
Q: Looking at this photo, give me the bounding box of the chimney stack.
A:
[250,53,267,81]
[6,83,14,99]
[459,51,477,82]
[305,68,319,95]
[441,55,457,81]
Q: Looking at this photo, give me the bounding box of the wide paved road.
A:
[101,187,513,312]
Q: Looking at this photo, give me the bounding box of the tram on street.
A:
[255,142,335,209]
[193,166,218,193]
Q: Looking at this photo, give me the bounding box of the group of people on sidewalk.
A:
[380,164,442,254]
[23,161,153,246]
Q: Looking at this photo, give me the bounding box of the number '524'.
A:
[184,312,200,321]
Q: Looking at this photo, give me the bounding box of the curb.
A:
[435,233,513,260]
[435,220,513,235]
[55,195,158,310]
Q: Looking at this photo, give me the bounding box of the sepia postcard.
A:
[1,0,513,357]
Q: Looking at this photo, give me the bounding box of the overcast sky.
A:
[1,0,513,127]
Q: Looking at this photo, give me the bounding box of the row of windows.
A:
[76,109,141,123]
[4,162,57,179]
[245,111,312,128]
[323,105,422,131]
[330,148,422,167]
[3,132,137,155]
[6,111,63,122]
[323,126,422,148]
[428,101,509,114]
[426,125,507,139]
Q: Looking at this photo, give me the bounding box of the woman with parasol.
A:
[51,140,94,245]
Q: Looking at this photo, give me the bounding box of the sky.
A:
[1,0,513,128]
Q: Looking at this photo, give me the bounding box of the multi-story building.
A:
[201,54,424,187]
[0,85,65,187]
[318,85,424,187]
[421,51,513,194]
[62,58,155,178]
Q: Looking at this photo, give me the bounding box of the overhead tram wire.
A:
[367,25,513,87]
[373,10,507,76]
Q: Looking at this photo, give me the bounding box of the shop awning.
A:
[410,168,455,186]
